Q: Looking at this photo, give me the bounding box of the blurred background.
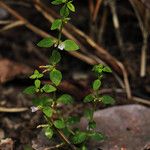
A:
[0,0,150,149]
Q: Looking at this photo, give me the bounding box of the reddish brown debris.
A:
[0,59,31,84]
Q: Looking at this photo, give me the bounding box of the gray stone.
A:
[80,104,150,150]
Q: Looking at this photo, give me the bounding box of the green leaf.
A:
[50,69,62,86]
[102,66,112,73]
[81,145,88,150]
[57,94,74,104]
[54,119,65,129]
[43,107,53,117]
[60,5,70,17]
[84,108,93,121]
[62,127,71,137]
[37,37,54,48]
[66,116,80,125]
[92,64,104,74]
[34,79,41,88]
[89,121,96,129]
[101,95,115,105]
[23,86,36,95]
[44,127,53,139]
[83,94,94,103]
[67,2,75,12]
[72,132,87,144]
[32,97,53,107]
[51,0,66,5]
[42,84,56,93]
[93,79,101,91]
[63,40,79,51]
[51,19,62,30]
[30,70,43,79]
[50,50,61,65]
[89,132,104,141]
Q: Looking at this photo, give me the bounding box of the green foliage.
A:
[51,0,66,5]
[60,5,70,17]
[44,127,53,139]
[83,94,95,103]
[101,95,115,105]
[25,0,114,149]
[30,70,43,79]
[23,86,36,95]
[43,107,53,117]
[34,79,41,89]
[54,119,65,129]
[67,2,75,12]
[89,132,104,141]
[66,116,80,125]
[88,121,96,129]
[50,50,61,65]
[51,19,62,30]
[37,37,54,48]
[92,79,101,91]
[84,108,93,121]
[42,84,57,93]
[50,69,62,86]
[32,97,53,107]
[63,40,79,51]
[57,94,74,104]
[72,132,87,144]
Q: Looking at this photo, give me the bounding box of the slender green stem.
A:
[57,21,64,45]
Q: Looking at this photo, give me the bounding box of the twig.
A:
[0,20,13,25]
[0,20,24,32]
[93,0,103,22]
[49,143,65,150]
[132,96,150,106]
[140,9,149,77]
[98,7,108,43]
[129,0,149,77]
[0,107,28,112]
[108,0,125,59]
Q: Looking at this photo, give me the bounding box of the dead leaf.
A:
[0,59,31,83]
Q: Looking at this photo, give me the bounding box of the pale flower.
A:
[31,106,39,112]
[58,43,65,50]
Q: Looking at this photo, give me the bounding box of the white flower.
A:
[58,43,65,50]
[31,106,39,112]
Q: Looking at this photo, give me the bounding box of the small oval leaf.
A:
[101,95,115,105]
[63,40,79,51]
[51,19,62,30]
[43,107,53,117]
[54,120,65,129]
[37,37,54,48]
[93,79,101,91]
[42,84,56,93]
[44,127,53,139]
[50,69,62,86]
[57,94,74,104]
[83,94,94,103]
[67,2,75,12]
[23,86,36,95]
[72,132,87,144]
